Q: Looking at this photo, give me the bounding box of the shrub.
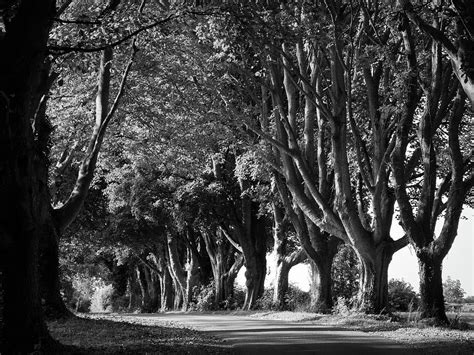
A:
[190,281,246,311]
[285,285,311,311]
[332,296,354,316]
[255,288,275,310]
[90,282,114,313]
[331,245,360,304]
[70,274,94,312]
[388,279,418,312]
[225,286,245,310]
[191,283,217,311]
[464,295,474,303]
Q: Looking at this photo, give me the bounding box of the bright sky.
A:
[388,206,474,296]
[237,207,474,296]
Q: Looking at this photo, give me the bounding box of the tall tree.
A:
[391,7,473,323]
[399,0,474,108]
[213,1,408,312]
[0,0,56,351]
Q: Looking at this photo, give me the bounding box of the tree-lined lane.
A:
[124,313,421,354]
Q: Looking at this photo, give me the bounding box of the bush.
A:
[254,285,310,311]
[190,282,246,311]
[255,288,275,310]
[225,286,245,310]
[464,295,474,303]
[332,296,354,316]
[388,279,418,312]
[331,245,360,304]
[90,282,114,313]
[191,283,217,311]
[285,285,311,311]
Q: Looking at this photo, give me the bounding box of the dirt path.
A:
[119,313,422,354]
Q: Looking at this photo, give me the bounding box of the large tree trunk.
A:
[242,251,266,310]
[185,249,200,309]
[237,182,268,310]
[309,248,337,313]
[143,266,160,312]
[136,266,152,312]
[160,267,174,311]
[273,250,306,309]
[39,224,72,318]
[310,261,332,313]
[0,1,56,351]
[41,46,135,317]
[2,231,53,352]
[354,239,400,313]
[203,230,243,307]
[417,254,448,324]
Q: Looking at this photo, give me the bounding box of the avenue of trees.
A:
[0,0,473,352]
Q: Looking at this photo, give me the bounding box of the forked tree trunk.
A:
[204,230,243,307]
[2,232,53,353]
[273,261,290,309]
[417,254,448,324]
[238,183,268,310]
[40,46,136,317]
[160,267,174,311]
[136,266,152,312]
[242,252,266,310]
[309,252,336,313]
[185,249,200,309]
[143,266,160,312]
[39,228,72,318]
[0,1,56,351]
[273,250,306,309]
[355,241,395,313]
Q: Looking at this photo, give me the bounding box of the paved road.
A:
[125,313,421,355]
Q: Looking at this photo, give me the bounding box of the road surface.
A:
[123,313,421,354]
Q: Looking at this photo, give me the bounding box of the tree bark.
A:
[417,254,448,324]
[238,197,267,310]
[203,230,243,306]
[39,45,136,317]
[271,204,307,309]
[0,0,57,351]
[391,16,473,323]
[308,241,339,313]
[39,227,72,318]
[273,249,306,309]
[167,235,186,310]
[159,266,174,311]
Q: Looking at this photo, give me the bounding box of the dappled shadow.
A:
[115,313,423,354]
[47,316,232,354]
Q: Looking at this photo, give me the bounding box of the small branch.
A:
[53,18,102,25]
[220,226,243,253]
[392,234,409,252]
[49,14,177,54]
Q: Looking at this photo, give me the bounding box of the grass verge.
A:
[249,311,474,354]
[47,314,232,354]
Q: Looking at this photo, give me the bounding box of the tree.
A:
[0,0,56,352]
[391,7,474,323]
[443,277,465,304]
[210,1,408,313]
[398,0,474,109]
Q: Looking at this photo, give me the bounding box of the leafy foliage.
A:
[332,245,360,303]
[443,277,466,304]
[388,279,418,312]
